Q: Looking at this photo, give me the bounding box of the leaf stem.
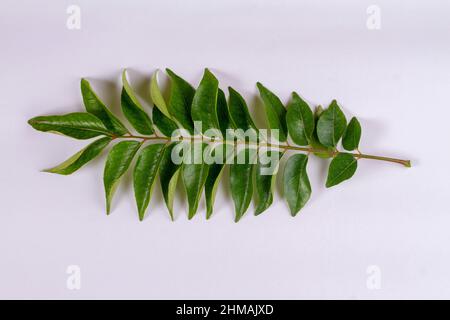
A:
[116,134,411,167]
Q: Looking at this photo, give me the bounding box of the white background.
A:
[1,0,449,299]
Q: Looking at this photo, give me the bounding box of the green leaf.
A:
[316,100,347,148]
[310,106,333,158]
[28,112,111,139]
[342,117,362,151]
[227,86,257,131]
[152,105,179,137]
[216,88,231,137]
[80,79,128,136]
[255,151,283,215]
[283,154,312,216]
[205,89,231,219]
[205,163,225,219]
[230,148,256,222]
[256,82,287,142]
[44,137,112,175]
[121,70,154,135]
[326,153,358,188]
[159,143,182,220]
[133,143,166,221]
[166,68,195,134]
[103,140,141,214]
[286,92,314,146]
[150,70,172,119]
[191,69,220,135]
[182,143,210,219]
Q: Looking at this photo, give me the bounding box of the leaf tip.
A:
[325,180,336,188]
[80,78,89,88]
[165,67,173,76]
[121,68,128,80]
[106,198,112,215]
[27,118,36,126]
[41,168,66,175]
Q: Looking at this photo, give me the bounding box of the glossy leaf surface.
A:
[150,70,172,119]
[342,117,362,151]
[228,87,257,131]
[283,154,311,216]
[159,143,182,220]
[317,100,347,148]
[255,151,283,215]
[104,140,141,214]
[182,143,210,219]
[133,143,166,220]
[286,92,314,146]
[230,148,256,222]
[121,70,154,135]
[152,106,179,137]
[256,82,287,142]
[28,113,111,139]
[326,153,358,188]
[166,68,195,134]
[191,69,220,135]
[81,79,128,136]
[44,137,112,175]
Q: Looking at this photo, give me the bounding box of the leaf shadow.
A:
[85,75,127,126]
[125,69,153,108]
[208,68,242,91]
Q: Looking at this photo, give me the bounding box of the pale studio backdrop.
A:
[0,0,449,299]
